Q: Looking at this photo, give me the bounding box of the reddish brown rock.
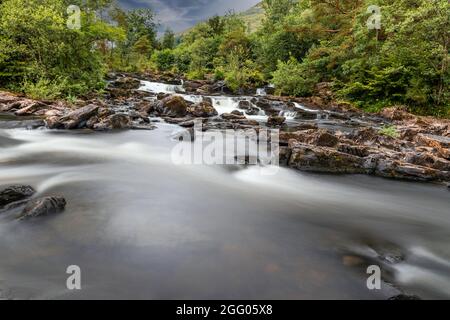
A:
[189,101,218,117]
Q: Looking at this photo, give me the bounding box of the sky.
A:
[118,0,261,33]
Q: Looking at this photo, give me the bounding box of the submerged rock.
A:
[19,196,66,220]
[0,185,36,208]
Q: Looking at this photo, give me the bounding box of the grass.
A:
[379,125,400,139]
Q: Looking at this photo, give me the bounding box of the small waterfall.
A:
[292,103,321,120]
[293,102,318,113]
[279,110,297,120]
[139,81,185,94]
[256,88,267,96]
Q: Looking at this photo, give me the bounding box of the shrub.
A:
[272,57,319,96]
[151,49,176,71]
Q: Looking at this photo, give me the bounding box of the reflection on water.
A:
[0,126,449,300]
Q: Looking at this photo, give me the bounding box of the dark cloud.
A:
[118,0,260,33]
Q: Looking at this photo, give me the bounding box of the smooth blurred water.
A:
[0,125,449,300]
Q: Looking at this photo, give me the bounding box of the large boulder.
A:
[282,129,339,148]
[375,159,447,181]
[14,101,48,116]
[184,80,208,93]
[156,95,189,117]
[48,104,99,129]
[288,142,367,174]
[92,113,131,131]
[189,101,218,117]
[0,185,35,207]
[267,116,286,127]
[111,77,141,90]
[19,196,66,220]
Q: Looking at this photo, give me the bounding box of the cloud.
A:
[118,0,261,33]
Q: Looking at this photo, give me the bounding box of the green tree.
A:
[161,29,176,49]
[0,0,123,97]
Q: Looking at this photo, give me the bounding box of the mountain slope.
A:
[178,2,264,36]
[239,2,264,33]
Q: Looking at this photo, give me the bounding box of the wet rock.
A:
[93,114,131,131]
[221,113,246,120]
[0,92,20,106]
[162,117,185,124]
[288,142,367,174]
[156,95,189,117]
[14,101,48,116]
[109,114,131,130]
[255,99,285,116]
[404,151,450,171]
[267,116,286,127]
[196,85,214,95]
[107,88,132,99]
[157,93,171,100]
[238,101,260,115]
[49,104,99,129]
[231,110,244,116]
[287,129,339,148]
[0,185,36,208]
[130,124,156,131]
[381,106,416,122]
[415,134,450,160]
[111,77,140,90]
[184,80,208,92]
[230,119,260,127]
[375,158,446,181]
[238,100,251,109]
[202,97,213,104]
[19,196,66,220]
[279,147,292,166]
[338,144,371,158]
[135,101,154,115]
[289,123,319,131]
[189,101,218,117]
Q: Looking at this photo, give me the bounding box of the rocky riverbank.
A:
[1,74,449,185]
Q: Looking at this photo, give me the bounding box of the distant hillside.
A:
[239,2,264,33]
[178,2,264,36]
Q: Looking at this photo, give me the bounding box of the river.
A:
[0,82,449,299]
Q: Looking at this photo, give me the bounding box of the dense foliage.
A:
[0,0,448,116]
[155,0,449,116]
[0,0,124,98]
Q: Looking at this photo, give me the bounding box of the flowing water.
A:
[0,82,449,300]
